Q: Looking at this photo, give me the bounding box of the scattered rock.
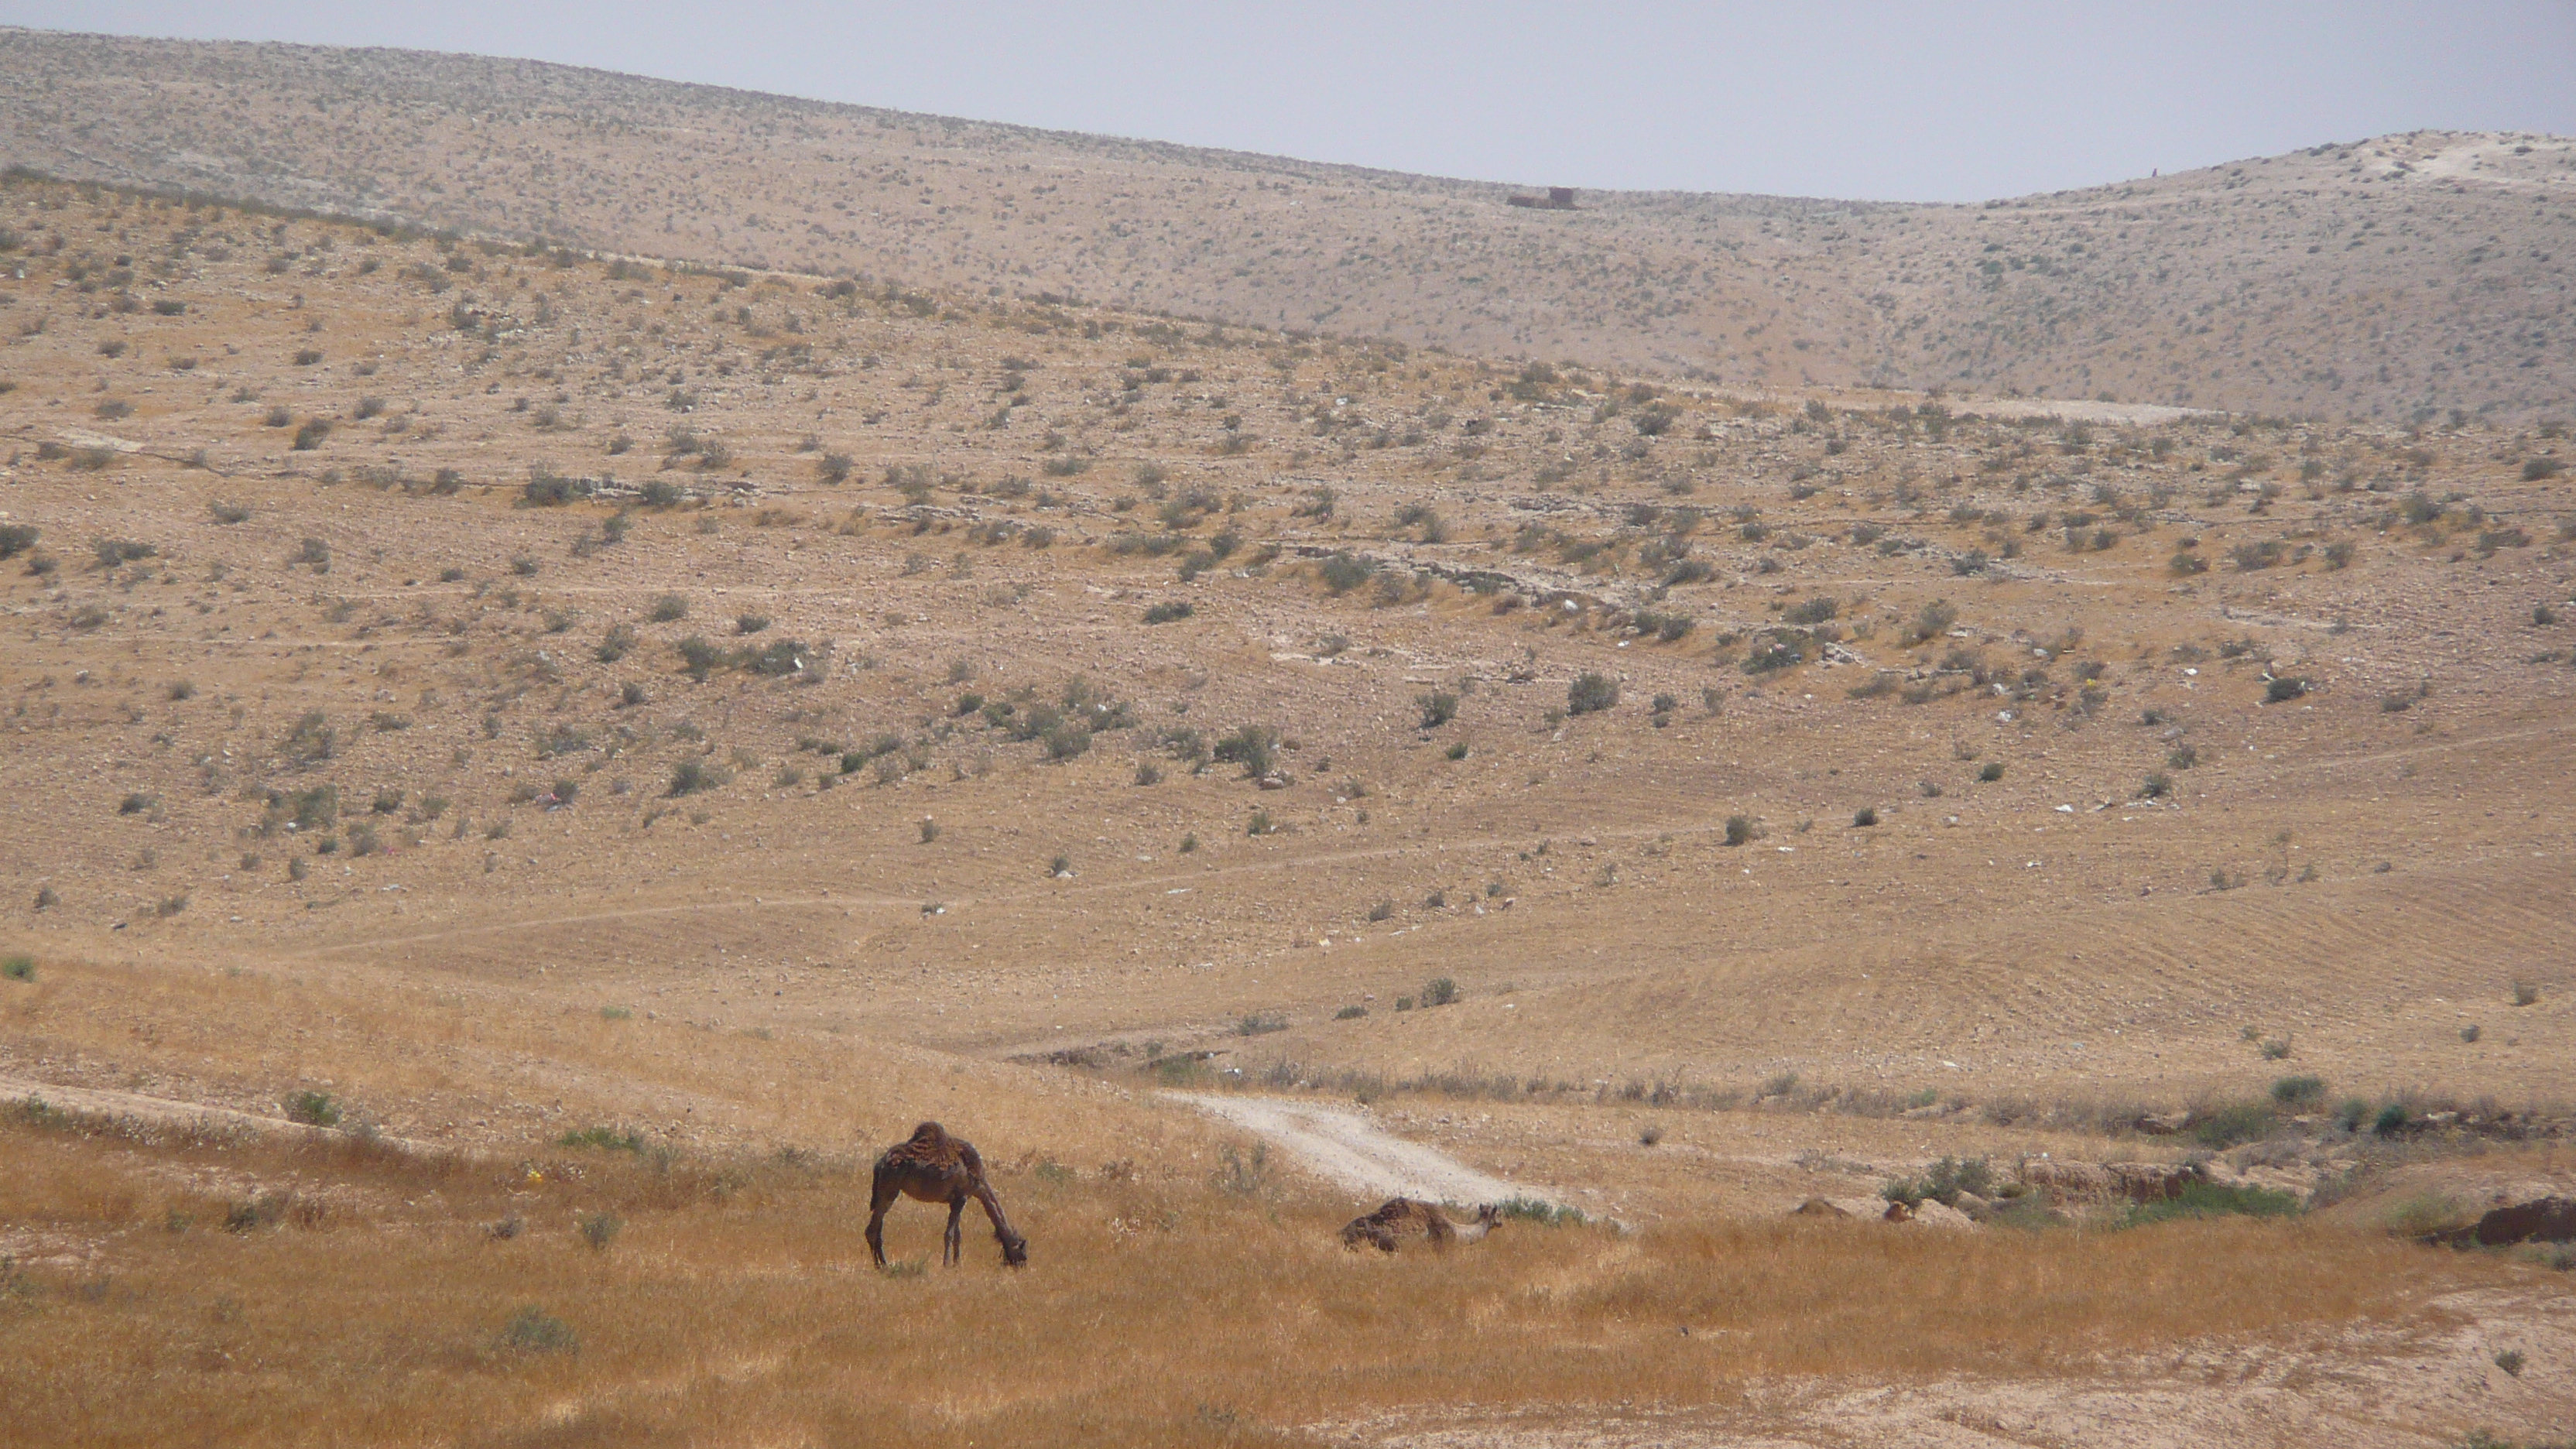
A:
[2135,1111,2192,1136]
[2019,1160,2116,1199]
[2104,1161,2205,1202]
[1906,1199,1981,1231]
[1790,1196,1848,1218]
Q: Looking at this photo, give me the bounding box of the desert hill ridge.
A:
[2,26,2571,424]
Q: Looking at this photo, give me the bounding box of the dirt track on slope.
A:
[1170,1091,1561,1208]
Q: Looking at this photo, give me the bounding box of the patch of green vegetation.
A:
[2125,1180,2304,1227]
[1496,1196,1586,1227]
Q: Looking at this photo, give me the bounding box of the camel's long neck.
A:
[1456,1221,1494,1242]
[973,1177,1021,1246]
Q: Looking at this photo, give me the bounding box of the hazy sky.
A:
[6,2,2571,201]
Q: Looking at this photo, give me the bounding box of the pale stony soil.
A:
[1334,1285,2576,1447]
[2,175,2574,1447]
[2,29,2572,422]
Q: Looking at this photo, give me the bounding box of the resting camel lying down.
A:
[1340,1197,1503,1252]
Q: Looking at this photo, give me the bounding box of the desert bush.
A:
[1317,552,1375,594]
[0,524,37,558]
[522,467,589,506]
[1742,640,1804,673]
[1143,601,1194,625]
[2193,1101,2279,1148]
[1418,690,1459,728]
[1334,1004,1367,1020]
[2270,1075,2326,1107]
[648,593,690,622]
[4,955,36,982]
[1852,807,1878,827]
[283,1090,341,1127]
[669,759,728,796]
[1724,815,1755,846]
[1567,673,1619,715]
[2126,1181,2302,1226]
[1422,977,1461,1007]
[2264,677,2308,704]
[1214,724,1279,777]
[1901,599,1959,646]
[1783,596,1838,626]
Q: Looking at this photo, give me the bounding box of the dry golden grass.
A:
[0,1107,2542,1449]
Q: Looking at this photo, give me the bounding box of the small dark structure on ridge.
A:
[1508,187,1577,211]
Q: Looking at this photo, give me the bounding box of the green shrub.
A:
[1421,977,1461,1007]
[1334,1004,1368,1020]
[669,759,728,796]
[2191,1101,2277,1148]
[498,1307,577,1353]
[2269,1075,2326,1107]
[1497,1197,1586,1226]
[2126,1180,2303,1226]
[559,1125,645,1152]
[1317,552,1375,593]
[1567,672,1619,714]
[1213,724,1278,777]
[1143,601,1194,624]
[1724,815,1755,846]
[2374,1104,2410,1136]
[2,956,33,982]
[1235,1012,1288,1036]
[283,1090,341,1128]
[579,1214,621,1251]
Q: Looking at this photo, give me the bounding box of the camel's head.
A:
[1000,1230,1029,1269]
[1477,1204,1504,1230]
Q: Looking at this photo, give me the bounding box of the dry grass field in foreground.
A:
[2,1105,2564,1449]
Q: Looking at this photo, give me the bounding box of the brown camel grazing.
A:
[1340,1197,1503,1252]
[865,1122,1028,1269]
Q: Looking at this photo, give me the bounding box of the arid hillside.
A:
[2,26,2571,423]
[2,159,2576,1445]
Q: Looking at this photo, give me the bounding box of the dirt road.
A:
[1168,1091,1561,1208]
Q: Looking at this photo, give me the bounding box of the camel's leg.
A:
[865,1169,900,1267]
[944,1195,966,1266]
